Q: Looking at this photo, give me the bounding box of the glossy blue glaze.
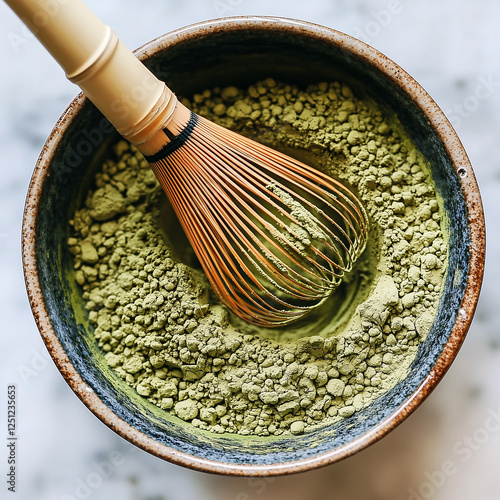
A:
[31,20,473,469]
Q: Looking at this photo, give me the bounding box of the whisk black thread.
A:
[145,112,369,327]
[144,112,199,162]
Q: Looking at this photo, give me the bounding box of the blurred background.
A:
[0,1,498,499]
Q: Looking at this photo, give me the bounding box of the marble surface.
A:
[0,0,499,498]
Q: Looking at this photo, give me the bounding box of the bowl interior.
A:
[28,19,477,473]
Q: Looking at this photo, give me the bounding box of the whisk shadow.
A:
[157,142,380,343]
[158,193,202,270]
[228,222,379,342]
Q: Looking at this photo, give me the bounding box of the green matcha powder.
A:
[68,78,447,436]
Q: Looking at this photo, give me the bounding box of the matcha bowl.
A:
[22,17,485,475]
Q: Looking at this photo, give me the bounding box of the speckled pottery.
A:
[22,17,485,475]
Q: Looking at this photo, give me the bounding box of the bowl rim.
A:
[22,15,485,476]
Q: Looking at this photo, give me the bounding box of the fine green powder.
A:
[68,78,447,436]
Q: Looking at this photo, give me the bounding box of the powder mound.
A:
[89,185,126,221]
[69,79,447,437]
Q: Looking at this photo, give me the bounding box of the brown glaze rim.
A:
[22,16,485,476]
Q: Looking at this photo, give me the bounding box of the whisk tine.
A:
[204,117,367,269]
[203,121,368,258]
[6,0,369,327]
[158,141,329,302]
[148,112,369,327]
[163,139,338,293]
[193,121,358,273]
[242,140,368,247]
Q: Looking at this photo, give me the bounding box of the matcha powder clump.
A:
[69,78,448,437]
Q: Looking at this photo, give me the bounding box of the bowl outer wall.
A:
[21,16,485,475]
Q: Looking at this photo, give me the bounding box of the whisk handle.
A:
[4,0,176,144]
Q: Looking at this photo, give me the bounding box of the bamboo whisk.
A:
[7,0,369,327]
[150,112,369,326]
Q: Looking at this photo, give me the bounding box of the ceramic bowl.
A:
[22,17,485,475]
